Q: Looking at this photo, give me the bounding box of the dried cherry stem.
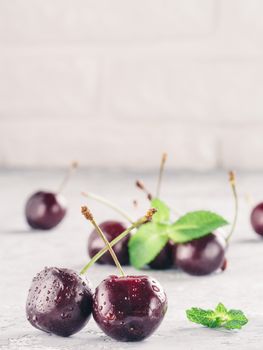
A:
[81,192,133,224]
[136,180,153,201]
[81,206,125,277]
[80,208,157,275]
[57,161,78,194]
[156,153,167,198]
[226,171,238,244]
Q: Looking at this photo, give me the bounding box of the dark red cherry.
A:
[26,267,93,337]
[148,241,175,270]
[175,233,226,276]
[251,203,263,236]
[25,191,67,230]
[93,275,167,342]
[88,221,130,265]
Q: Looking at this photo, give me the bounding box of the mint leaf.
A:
[169,211,229,243]
[215,302,227,314]
[186,303,248,330]
[128,222,169,269]
[186,308,221,328]
[151,198,170,223]
[225,310,248,329]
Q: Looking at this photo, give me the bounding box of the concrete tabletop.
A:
[1,170,262,350]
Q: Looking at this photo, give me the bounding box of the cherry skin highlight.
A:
[88,220,130,265]
[250,203,263,236]
[93,275,168,342]
[26,267,93,337]
[25,191,67,230]
[175,233,226,276]
[149,241,175,270]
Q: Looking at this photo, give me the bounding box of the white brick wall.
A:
[0,0,262,170]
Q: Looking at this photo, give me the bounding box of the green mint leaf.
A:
[186,308,221,328]
[169,211,229,243]
[128,222,169,269]
[150,198,170,223]
[226,310,248,328]
[186,303,248,330]
[215,302,228,314]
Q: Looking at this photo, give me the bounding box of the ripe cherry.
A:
[88,220,130,265]
[93,275,167,342]
[26,267,93,337]
[175,233,226,276]
[175,171,238,276]
[148,241,175,270]
[25,191,67,230]
[82,206,166,341]
[250,203,263,236]
[25,162,77,230]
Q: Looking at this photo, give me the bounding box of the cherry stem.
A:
[57,161,78,194]
[136,179,182,219]
[79,208,157,275]
[81,206,125,277]
[81,192,133,224]
[156,153,167,198]
[226,171,238,243]
[136,180,153,201]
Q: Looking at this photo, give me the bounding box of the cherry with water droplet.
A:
[93,275,167,342]
[81,206,166,341]
[26,267,93,337]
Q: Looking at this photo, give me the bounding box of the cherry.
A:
[250,203,263,236]
[26,267,93,337]
[175,171,238,276]
[175,233,226,276]
[81,206,166,341]
[25,191,67,230]
[88,220,130,265]
[25,162,77,230]
[148,241,175,270]
[93,275,167,342]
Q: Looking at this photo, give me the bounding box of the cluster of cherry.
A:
[24,157,263,341]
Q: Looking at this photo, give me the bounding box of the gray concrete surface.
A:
[0,170,263,349]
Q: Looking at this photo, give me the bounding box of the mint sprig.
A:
[128,198,229,269]
[186,303,248,330]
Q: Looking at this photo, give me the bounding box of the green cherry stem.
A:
[226,171,238,244]
[156,153,167,198]
[57,161,78,194]
[81,192,133,224]
[81,206,125,277]
[79,208,157,276]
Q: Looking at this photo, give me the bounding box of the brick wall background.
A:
[0,0,262,170]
